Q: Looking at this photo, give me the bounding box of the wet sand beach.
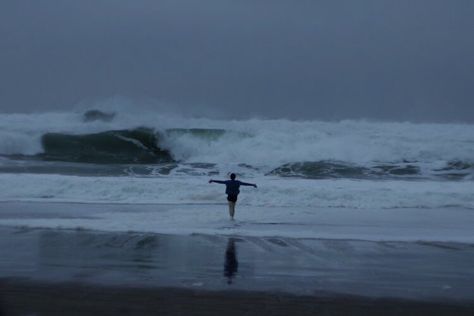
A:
[0,223,473,315]
[2,280,474,316]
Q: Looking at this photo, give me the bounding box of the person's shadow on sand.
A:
[224,238,239,284]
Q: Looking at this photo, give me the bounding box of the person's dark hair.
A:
[230,173,236,180]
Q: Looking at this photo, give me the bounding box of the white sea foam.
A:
[0,111,473,169]
[0,201,473,243]
[1,174,473,209]
[1,110,472,242]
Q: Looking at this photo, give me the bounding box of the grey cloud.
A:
[0,0,473,122]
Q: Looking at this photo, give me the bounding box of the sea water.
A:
[0,110,473,241]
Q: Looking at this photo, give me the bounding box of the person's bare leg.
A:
[228,202,236,220]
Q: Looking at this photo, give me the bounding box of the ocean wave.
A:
[268,161,422,179]
[268,161,371,179]
[0,174,473,210]
[0,111,473,179]
[270,160,474,180]
[82,109,116,122]
[40,128,172,164]
[0,158,472,180]
[36,127,235,164]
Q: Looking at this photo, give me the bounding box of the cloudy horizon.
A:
[1,0,473,122]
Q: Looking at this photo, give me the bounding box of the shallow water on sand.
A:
[0,226,473,302]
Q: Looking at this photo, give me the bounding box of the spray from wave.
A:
[0,109,473,180]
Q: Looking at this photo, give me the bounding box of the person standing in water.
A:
[209,173,257,220]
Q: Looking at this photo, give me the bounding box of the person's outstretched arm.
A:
[209,179,227,184]
[239,181,257,188]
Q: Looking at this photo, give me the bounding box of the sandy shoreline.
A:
[2,279,473,316]
[0,227,473,313]
[1,202,474,315]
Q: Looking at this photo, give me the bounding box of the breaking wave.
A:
[0,110,473,180]
[40,128,172,164]
[37,127,233,164]
[268,161,418,179]
[267,160,473,180]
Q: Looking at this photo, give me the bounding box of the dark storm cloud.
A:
[0,0,473,122]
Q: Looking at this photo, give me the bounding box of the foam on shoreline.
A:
[1,202,473,243]
[1,174,473,210]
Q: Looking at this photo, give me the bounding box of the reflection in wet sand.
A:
[224,239,238,284]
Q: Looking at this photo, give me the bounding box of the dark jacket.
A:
[211,180,255,195]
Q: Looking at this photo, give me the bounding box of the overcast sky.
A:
[0,0,473,122]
